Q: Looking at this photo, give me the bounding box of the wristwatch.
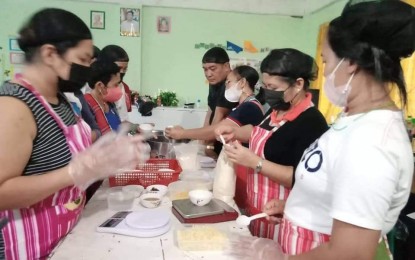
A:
[255,158,263,173]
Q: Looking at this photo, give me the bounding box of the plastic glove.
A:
[227,235,288,260]
[214,125,236,143]
[263,199,285,224]
[68,124,150,190]
[223,141,260,169]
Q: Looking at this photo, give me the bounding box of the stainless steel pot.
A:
[147,130,189,158]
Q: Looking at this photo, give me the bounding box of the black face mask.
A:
[120,72,126,82]
[58,63,91,93]
[263,87,291,111]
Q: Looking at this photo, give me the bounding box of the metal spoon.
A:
[236,212,268,226]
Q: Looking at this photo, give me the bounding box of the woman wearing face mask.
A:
[0,9,149,259]
[215,49,328,239]
[84,59,123,134]
[228,1,415,259]
[165,65,264,144]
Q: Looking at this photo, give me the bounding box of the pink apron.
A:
[0,76,91,259]
[278,218,330,255]
[246,114,291,240]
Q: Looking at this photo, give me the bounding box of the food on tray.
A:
[176,226,228,251]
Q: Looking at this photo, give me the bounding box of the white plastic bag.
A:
[213,150,237,210]
[174,142,200,171]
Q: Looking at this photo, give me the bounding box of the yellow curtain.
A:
[312,0,415,122]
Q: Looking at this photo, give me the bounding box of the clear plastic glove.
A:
[68,124,150,190]
[263,199,285,224]
[223,141,260,169]
[227,235,288,260]
[214,125,236,143]
[164,125,184,140]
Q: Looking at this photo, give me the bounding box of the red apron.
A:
[0,76,91,259]
[245,114,290,240]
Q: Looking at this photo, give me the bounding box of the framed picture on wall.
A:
[90,11,105,29]
[10,52,25,64]
[9,38,21,51]
[157,16,171,33]
[120,8,140,37]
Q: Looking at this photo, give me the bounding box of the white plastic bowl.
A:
[189,189,213,207]
[139,123,154,139]
[140,193,162,208]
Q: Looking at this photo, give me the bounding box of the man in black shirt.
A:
[202,47,238,156]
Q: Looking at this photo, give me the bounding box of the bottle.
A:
[196,99,201,108]
[157,96,161,107]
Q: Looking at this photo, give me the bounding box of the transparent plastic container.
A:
[175,225,228,251]
[107,187,135,211]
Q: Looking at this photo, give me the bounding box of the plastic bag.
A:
[173,142,200,171]
[213,150,237,210]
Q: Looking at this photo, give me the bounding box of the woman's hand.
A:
[263,199,285,224]
[164,125,184,140]
[214,125,236,143]
[224,141,260,169]
[68,124,150,190]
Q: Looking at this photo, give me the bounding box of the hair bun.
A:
[339,0,415,58]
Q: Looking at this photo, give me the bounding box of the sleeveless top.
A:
[0,82,76,175]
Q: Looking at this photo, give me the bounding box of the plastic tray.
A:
[109,159,182,187]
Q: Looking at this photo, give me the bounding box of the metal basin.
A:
[147,130,189,158]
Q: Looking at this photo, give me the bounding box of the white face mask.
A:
[225,82,242,102]
[323,58,355,107]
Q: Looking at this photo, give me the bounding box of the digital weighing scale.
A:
[172,198,238,223]
[97,210,171,237]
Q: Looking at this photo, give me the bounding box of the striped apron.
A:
[0,76,91,259]
[278,213,392,259]
[245,114,290,240]
[278,218,330,255]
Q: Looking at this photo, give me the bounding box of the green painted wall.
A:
[0,0,142,87]
[301,0,348,56]
[141,7,305,106]
[1,0,347,107]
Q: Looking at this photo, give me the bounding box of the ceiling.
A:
[65,0,342,16]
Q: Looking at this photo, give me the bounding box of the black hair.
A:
[233,65,259,91]
[99,45,129,62]
[260,48,318,90]
[328,0,415,105]
[127,10,134,16]
[202,47,230,64]
[93,45,100,59]
[88,59,120,88]
[18,8,92,62]
[255,87,266,105]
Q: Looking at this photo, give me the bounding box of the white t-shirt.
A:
[121,20,139,36]
[285,110,413,236]
[115,83,128,122]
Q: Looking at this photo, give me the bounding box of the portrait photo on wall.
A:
[157,16,171,33]
[90,11,105,29]
[120,8,140,37]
